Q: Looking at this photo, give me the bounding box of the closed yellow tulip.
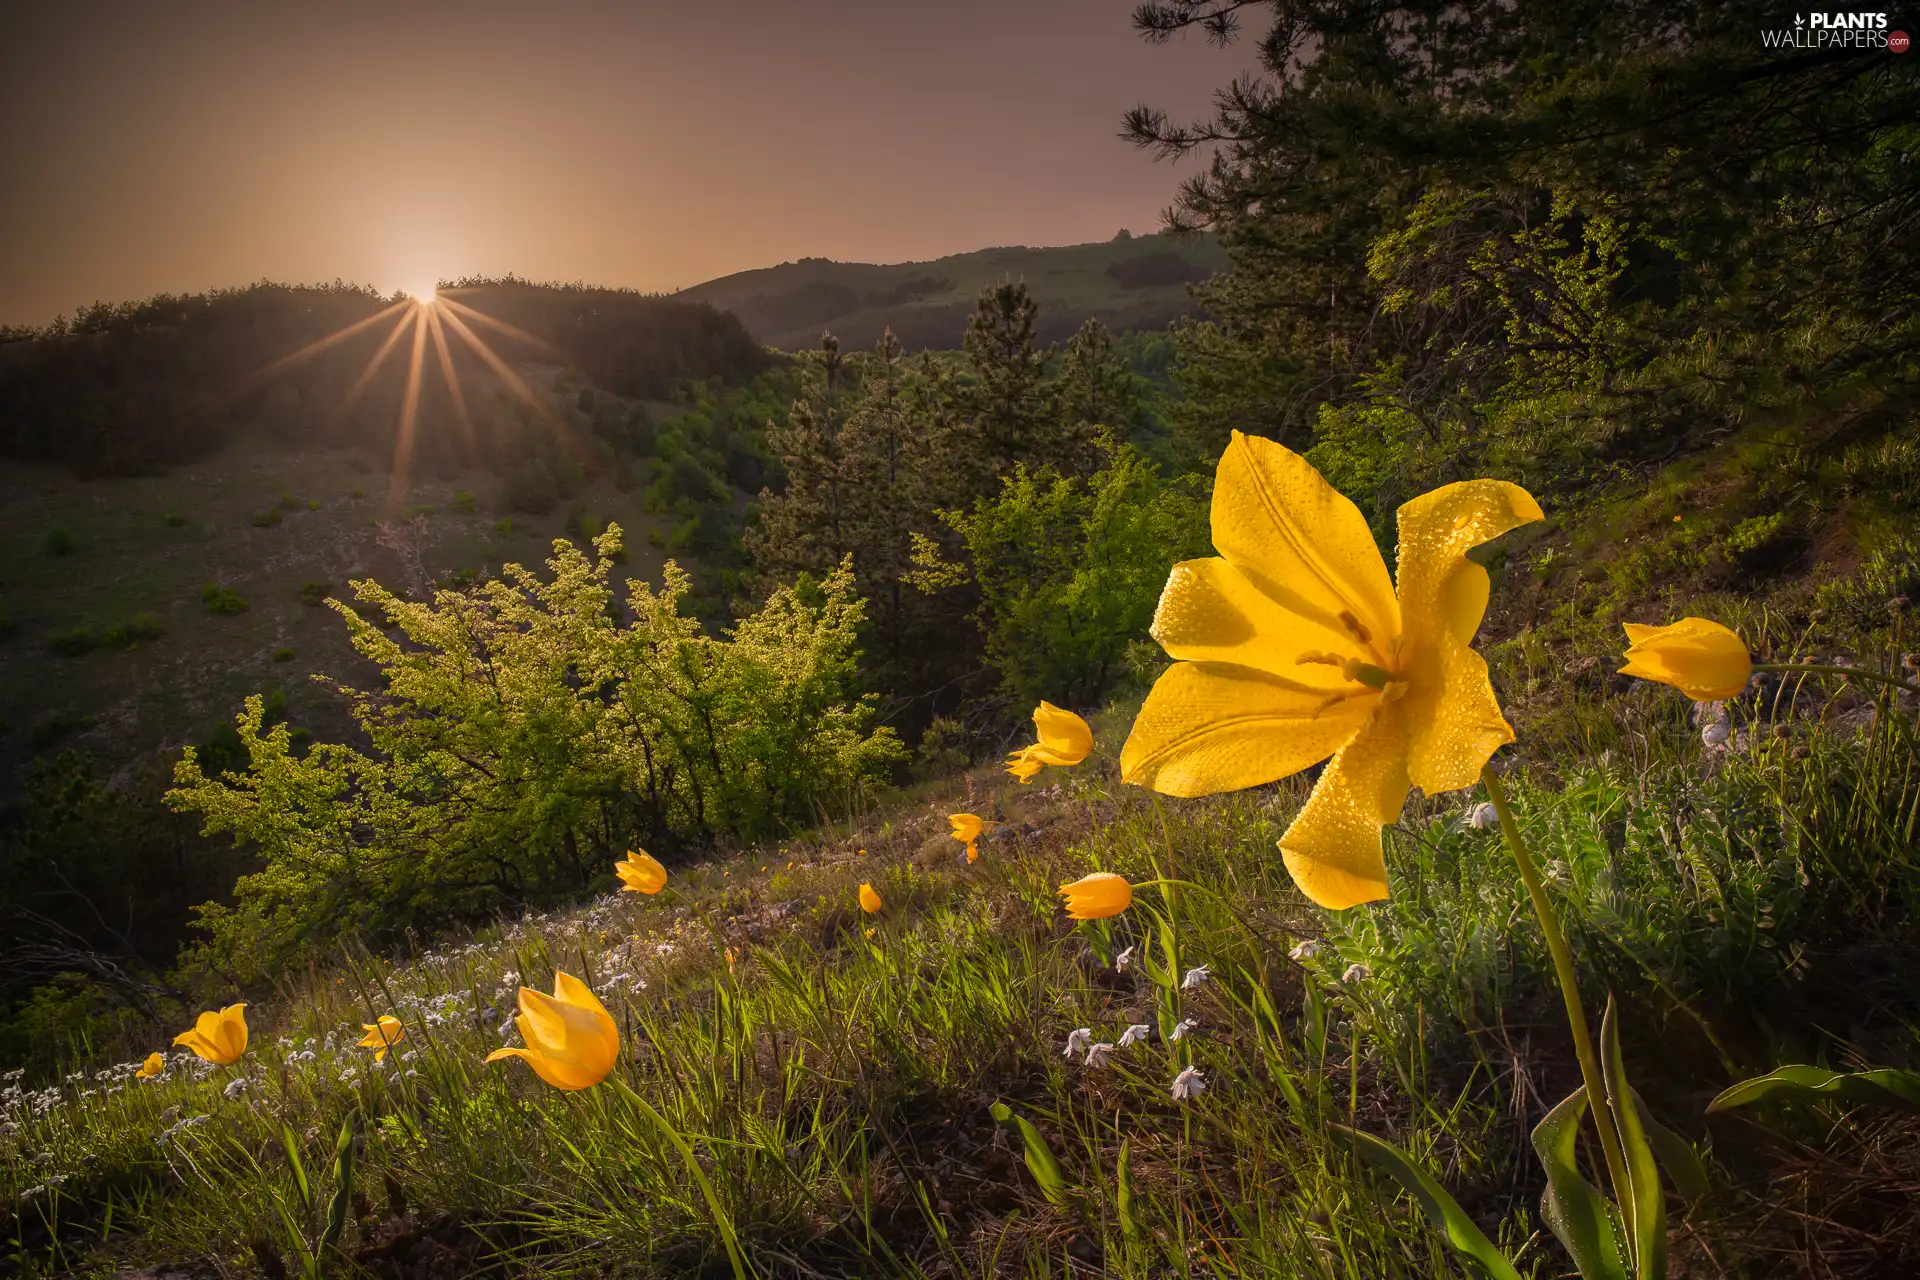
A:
[357,1015,405,1063]
[1006,703,1093,783]
[1120,432,1542,909]
[615,849,668,894]
[484,971,619,1091]
[859,882,884,913]
[1618,618,1752,701]
[135,1052,165,1079]
[173,1002,249,1065]
[1058,871,1133,920]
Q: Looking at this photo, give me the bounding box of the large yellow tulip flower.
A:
[484,972,619,1091]
[1121,431,1542,909]
[173,1002,249,1065]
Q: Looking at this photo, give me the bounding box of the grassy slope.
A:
[0,426,683,791]
[678,234,1229,352]
[3,393,1920,1280]
[6,418,1920,1276]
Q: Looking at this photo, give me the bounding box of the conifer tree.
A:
[957,282,1050,486]
[839,329,926,666]
[1053,317,1134,470]
[747,333,853,583]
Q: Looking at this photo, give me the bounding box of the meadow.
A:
[5,550,1917,1277]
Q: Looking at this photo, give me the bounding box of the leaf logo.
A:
[1794,12,1805,23]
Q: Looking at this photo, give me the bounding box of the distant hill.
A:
[678,233,1227,353]
[0,280,766,476]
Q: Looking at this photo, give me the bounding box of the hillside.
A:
[678,232,1227,352]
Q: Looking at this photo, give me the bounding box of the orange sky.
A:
[0,0,1242,326]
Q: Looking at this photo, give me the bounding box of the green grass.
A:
[0,437,677,789]
[6,659,1919,1276]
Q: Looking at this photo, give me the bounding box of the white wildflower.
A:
[1171,1066,1207,1101]
[1117,1023,1152,1049]
[404,1070,419,1079]
[1702,720,1731,749]
[1084,1042,1116,1068]
[1170,1018,1199,1042]
[1181,965,1211,990]
[1063,1028,1092,1059]
[1468,802,1499,830]
[1341,963,1373,984]
[1288,940,1322,963]
[222,1077,250,1099]
[1114,945,1136,972]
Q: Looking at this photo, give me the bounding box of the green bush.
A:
[163,511,187,528]
[306,499,321,510]
[170,529,904,975]
[279,491,300,510]
[451,489,479,515]
[43,527,75,556]
[912,442,1209,707]
[272,647,295,662]
[252,509,282,528]
[45,627,96,656]
[202,584,248,615]
[100,613,163,649]
[492,517,515,536]
[298,580,332,606]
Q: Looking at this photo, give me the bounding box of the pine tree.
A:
[747,334,853,583]
[1053,317,1134,471]
[839,329,926,666]
[958,282,1050,486]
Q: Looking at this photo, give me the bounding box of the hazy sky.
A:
[0,0,1243,326]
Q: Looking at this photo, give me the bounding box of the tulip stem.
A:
[1147,794,1179,909]
[1479,764,1634,1234]
[1752,662,1920,696]
[610,1076,748,1280]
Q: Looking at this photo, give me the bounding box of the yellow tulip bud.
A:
[484,971,619,1091]
[172,1002,249,1065]
[1618,618,1753,701]
[135,1052,165,1079]
[859,882,884,914]
[615,850,668,894]
[1057,872,1133,920]
[356,1015,405,1063]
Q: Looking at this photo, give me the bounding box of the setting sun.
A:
[409,282,437,305]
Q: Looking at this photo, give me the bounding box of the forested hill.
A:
[677,232,1227,352]
[0,279,767,476]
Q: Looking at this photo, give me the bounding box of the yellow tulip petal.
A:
[1278,703,1413,908]
[1150,557,1359,683]
[1208,432,1399,668]
[1390,480,1541,794]
[486,1045,597,1091]
[1120,661,1375,797]
[552,971,612,1023]
[1031,702,1093,764]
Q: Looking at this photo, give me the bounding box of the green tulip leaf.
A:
[1632,1090,1710,1203]
[1707,1064,1920,1116]
[1116,1137,1140,1241]
[1331,1123,1523,1280]
[991,1100,1072,1206]
[1600,997,1666,1280]
[1531,1086,1629,1280]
